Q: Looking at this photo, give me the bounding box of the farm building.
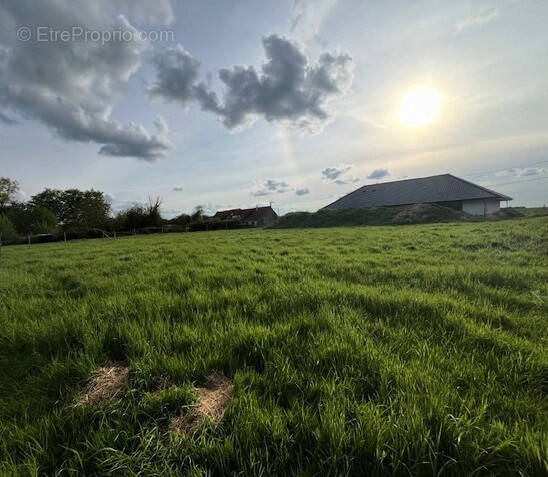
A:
[213,206,278,226]
[323,174,512,216]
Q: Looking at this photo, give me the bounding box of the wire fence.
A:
[0,220,263,250]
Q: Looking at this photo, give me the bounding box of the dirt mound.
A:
[391,203,464,224]
[79,365,129,405]
[168,373,233,434]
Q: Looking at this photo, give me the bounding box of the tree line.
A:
[0,177,204,241]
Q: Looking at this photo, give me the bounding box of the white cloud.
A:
[455,7,498,33]
[516,167,546,177]
[290,0,338,44]
[14,189,27,202]
[0,1,173,160]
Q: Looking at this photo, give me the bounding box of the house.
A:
[323,174,512,216]
[213,206,278,226]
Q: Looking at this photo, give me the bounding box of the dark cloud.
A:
[149,34,353,131]
[148,45,201,107]
[322,164,360,185]
[295,187,310,196]
[252,178,291,197]
[367,168,390,180]
[173,186,184,192]
[0,0,172,160]
[322,165,352,180]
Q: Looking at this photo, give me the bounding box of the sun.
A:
[399,88,441,128]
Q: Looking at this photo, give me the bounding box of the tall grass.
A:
[0,217,547,475]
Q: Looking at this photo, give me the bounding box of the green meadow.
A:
[0,217,547,476]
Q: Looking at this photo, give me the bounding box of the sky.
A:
[1,0,547,217]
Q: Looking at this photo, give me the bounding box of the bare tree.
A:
[146,196,163,227]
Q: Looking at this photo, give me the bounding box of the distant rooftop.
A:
[213,206,277,221]
[323,174,512,210]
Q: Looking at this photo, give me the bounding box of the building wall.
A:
[462,199,501,215]
[259,209,278,226]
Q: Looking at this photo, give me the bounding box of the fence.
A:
[0,220,260,249]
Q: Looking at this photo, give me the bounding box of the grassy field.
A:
[0,217,547,476]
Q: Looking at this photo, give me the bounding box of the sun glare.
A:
[399,88,441,128]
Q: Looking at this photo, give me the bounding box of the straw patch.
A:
[79,365,129,405]
[168,373,233,434]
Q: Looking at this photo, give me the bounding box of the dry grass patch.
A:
[168,373,233,434]
[79,364,129,405]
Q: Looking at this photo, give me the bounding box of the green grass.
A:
[513,207,548,217]
[1,217,547,476]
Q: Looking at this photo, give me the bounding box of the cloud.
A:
[494,166,547,178]
[0,110,17,125]
[0,1,172,160]
[334,177,359,185]
[295,187,310,196]
[456,7,498,33]
[322,164,352,180]
[104,193,116,204]
[147,45,202,107]
[516,167,546,177]
[172,186,184,192]
[290,0,337,44]
[149,34,353,132]
[252,178,291,196]
[367,168,390,180]
[115,0,174,25]
[14,189,27,202]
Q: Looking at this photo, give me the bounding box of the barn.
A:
[323,174,512,216]
[213,206,278,226]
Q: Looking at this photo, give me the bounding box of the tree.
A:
[8,203,57,235]
[145,196,163,227]
[0,178,19,209]
[115,197,164,231]
[31,188,110,231]
[0,214,17,240]
[30,188,63,218]
[170,213,191,226]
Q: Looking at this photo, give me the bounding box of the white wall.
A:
[462,199,501,215]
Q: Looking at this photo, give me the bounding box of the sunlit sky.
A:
[1,0,547,216]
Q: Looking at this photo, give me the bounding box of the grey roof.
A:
[323,174,512,210]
